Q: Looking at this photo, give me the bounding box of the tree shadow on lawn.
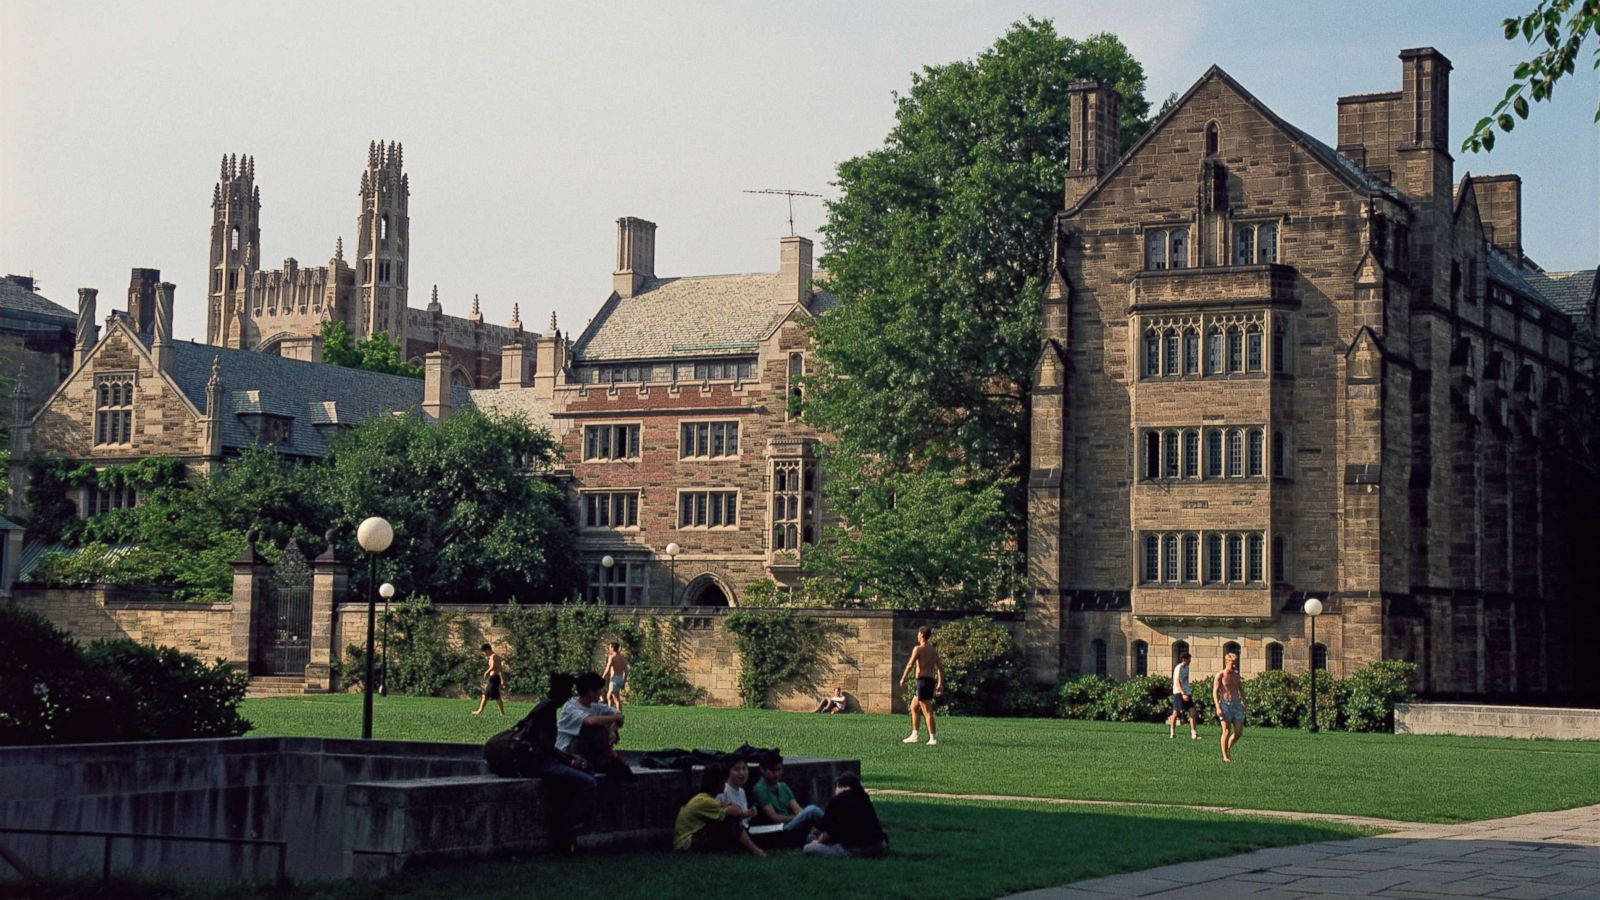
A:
[6,798,1370,900]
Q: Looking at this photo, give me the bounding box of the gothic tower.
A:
[354,140,410,342]
[207,153,261,347]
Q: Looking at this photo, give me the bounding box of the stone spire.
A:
[334,236,344,262]
[202,356,224,458]
[509,303,522,332]
[10,363,29,426]
[549,311,558,334]
[427,284,442,314]
[469,294,483,323]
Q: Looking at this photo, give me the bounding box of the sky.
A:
[2,1,1596,343]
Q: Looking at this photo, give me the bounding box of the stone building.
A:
[470,217,829,607]
[1027,47,1596,698]
[0,274,77,420]
[10,281,451,518]
[204,144,522,387]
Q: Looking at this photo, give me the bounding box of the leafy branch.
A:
[1464,0,1599,152]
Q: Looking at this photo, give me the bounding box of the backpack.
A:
[484,704,549,777]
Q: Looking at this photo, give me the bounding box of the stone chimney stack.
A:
[126,268,160,334]
[74,288,98,368]
[778,235,813,306]
[500,339,530,389]
[613,217,657,298]
[1395,47,1454,207]
[1472,174,1522,263]
[151,282,175,374]
[533,315,566,401]
[423,351,451,421]
[1064,81,1121,210]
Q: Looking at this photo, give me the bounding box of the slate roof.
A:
[0,275,76,327]
[155,336,451,458]
[469,386,556,433]
[1527,268,1597,319]
[1484,248,1571,318]
[571,273,829,363]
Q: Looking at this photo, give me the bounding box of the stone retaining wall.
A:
[1394,702,1600,740]
[7,586,232,658]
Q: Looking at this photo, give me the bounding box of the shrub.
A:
[610,616,702,706]
[497,602,560,697]
[724,608,836,708]
[1098,675,1171,722]
[1244,669,1303,729]
[931,618,1028,716]
[1056,675,1112,719]
[1340,659,1417,732]
[341,597,480,696]
[82,641,249,740]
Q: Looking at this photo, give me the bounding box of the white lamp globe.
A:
[1303,597,1324,617]
[665,542,681,556]
[356,516,394,553]
[601,555,615,568]
[379,582,396,600]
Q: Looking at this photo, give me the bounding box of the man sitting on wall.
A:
[557,672,635,780]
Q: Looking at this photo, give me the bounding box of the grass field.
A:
[241,696,1600,824]
[22,798,1370,900]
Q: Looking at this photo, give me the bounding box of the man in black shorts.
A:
[897,626,943,745]
[1167,651,1198,739]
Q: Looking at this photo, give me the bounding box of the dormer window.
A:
[253,415,293,446]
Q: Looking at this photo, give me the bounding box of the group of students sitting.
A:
[673,752,888,859]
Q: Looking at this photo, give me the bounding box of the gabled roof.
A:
[1067,66,1402,216]
[469,386,556,433]
[1483,248,1571,319]
[0,275,76,327]
[571,273,829,363]
[1526,268,1597,319]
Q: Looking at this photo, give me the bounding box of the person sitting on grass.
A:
[813,685,848,714]
[753,751,825,838]
[557,672,635,780]
[803,771,887,858]
[716,758,760,831]
[673,763,766,856]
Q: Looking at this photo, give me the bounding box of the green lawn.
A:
[242,696,1600,824]
[22,798,1369,900]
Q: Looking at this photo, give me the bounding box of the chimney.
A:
[423,351,451,421]
[533,317,566,401]
[151,282,175,374]
[613,217,657,298]
[1064,80,1121,210]
[1400,47,1451,151]
[778,235,813,306]
[74,288,98,368]
[500,339,530,388]
[126,268,160,334]
[1472,174,1522,263]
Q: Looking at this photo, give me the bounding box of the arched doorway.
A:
[683,574,733,607]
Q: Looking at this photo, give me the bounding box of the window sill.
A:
[678,456,742,462]
[579,457,642,464]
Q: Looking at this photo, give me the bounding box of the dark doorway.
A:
[691,582,729,607]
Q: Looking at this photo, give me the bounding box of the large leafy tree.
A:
[320,320,423,378]
[803,20,1150,607]
[1465,0,1599,152]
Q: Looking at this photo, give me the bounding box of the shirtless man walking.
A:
[472,643,509,717]
[1212,651,1247,762]
[897,626,943,746]
[601,641,629,709]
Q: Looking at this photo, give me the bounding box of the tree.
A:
[319,320,423,378]
[803,19,1150,606]
[1464,0,1599,152]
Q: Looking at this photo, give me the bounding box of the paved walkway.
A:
[1005,802,1600,899]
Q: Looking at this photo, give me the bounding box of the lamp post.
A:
[664,542,681,606]
[600,555,614,604]
[356,517,394,740]
[1304,597,1324,734]
[378,582,395,697]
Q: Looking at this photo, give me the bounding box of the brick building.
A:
[1027,47,1596,699]
[470,217,828,606]
[205,144,522,387]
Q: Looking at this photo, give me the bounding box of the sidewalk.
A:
[1005,803,1600,899]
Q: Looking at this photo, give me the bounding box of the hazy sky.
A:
[2,1,1596,343]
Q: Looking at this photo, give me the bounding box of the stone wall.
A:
[1395,702,1600,741]
[9,586,232,658]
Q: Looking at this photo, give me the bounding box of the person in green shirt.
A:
[753,751,825,837]
[673,762,765,856]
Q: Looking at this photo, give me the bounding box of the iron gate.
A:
[254,543,312,676]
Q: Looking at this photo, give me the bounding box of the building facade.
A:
[1027,47,1596,698]
[470,217,828,607]
[0,274,77,422]
[204,144,521,387]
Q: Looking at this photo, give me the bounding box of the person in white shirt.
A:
[1167,652,1199,739]
[556,672,625,766]
[715,759,758,830]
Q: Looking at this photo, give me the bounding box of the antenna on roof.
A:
[743,188,822,236]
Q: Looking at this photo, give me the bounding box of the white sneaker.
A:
[926,736,938,746]
[901,733,920,743]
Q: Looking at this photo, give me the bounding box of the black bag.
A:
[484,707,546,777]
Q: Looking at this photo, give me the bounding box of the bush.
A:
[0,603,247,745]
[725,608,836,708]
[1340,659,1417,732]
[82,641,249,740]
[1244,669,1302,729]
[342,597,481,696]
[932,618,1028,716]
[610,616,702,706]
[1056,675,1112,719]
[1098,675,1172,722]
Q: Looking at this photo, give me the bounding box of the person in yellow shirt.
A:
[673,763,765,856]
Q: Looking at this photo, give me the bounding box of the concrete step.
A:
[247,676,308,698]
